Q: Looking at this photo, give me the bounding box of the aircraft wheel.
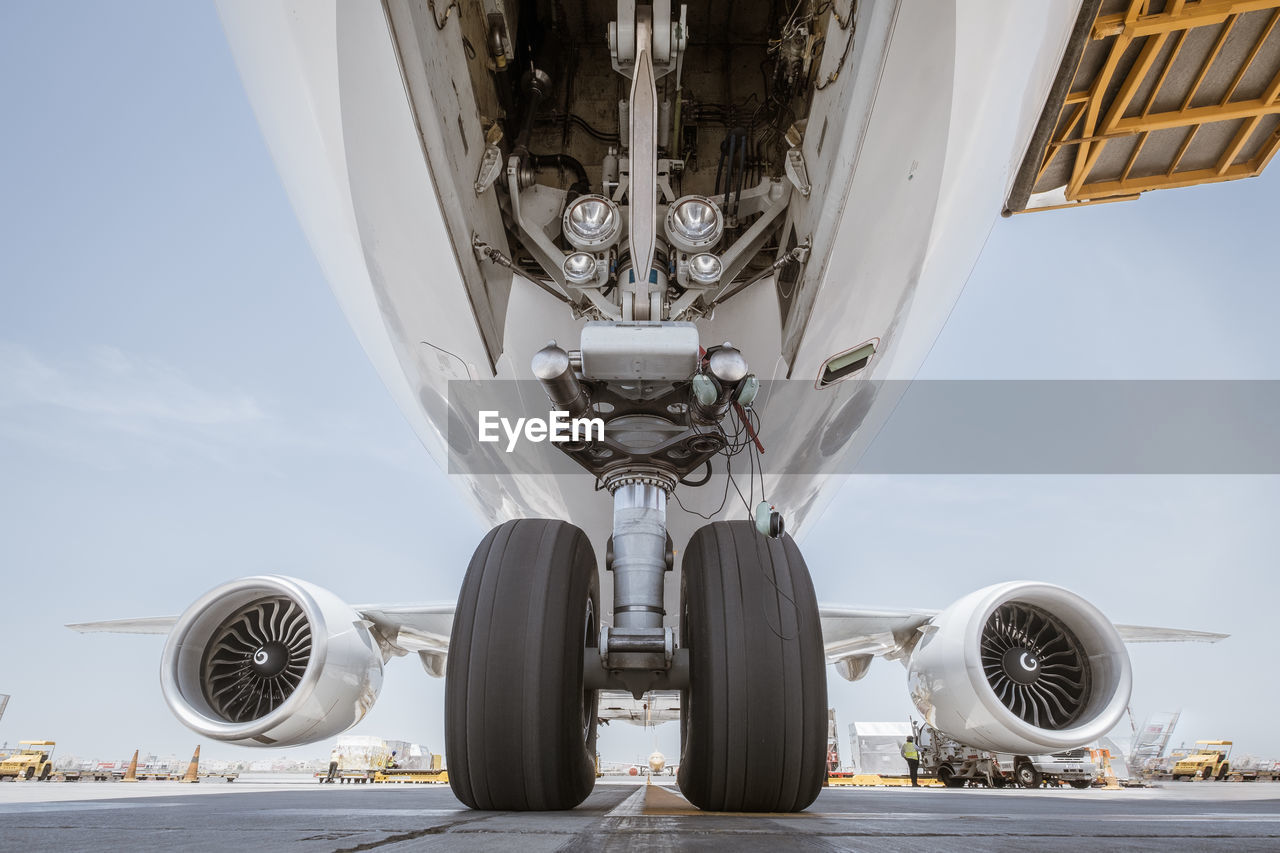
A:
[677,521,827,812]
[445,519,599,810]
[1015,763,1041,788]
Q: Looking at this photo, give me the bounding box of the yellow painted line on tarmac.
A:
[640,785,833,818]
[642,784,702,815]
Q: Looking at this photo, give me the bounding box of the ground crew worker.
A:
[901,736,921,786]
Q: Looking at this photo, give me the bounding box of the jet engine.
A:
[907,582,1131,755]
[160,576,383,747]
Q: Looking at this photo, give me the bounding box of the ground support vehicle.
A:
[996,748,1098,789]
[914,723,1096,788]
[1172,741,1232,781]
[0,741,55,782]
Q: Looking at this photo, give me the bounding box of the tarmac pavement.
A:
[1,775,1278,851]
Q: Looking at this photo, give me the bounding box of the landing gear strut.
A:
[444,0,824,813]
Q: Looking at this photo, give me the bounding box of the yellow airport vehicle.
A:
[1173,740,1232,781]
[372,768,449,784]
[0,741,56,782]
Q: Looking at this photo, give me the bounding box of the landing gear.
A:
[677,521,827,812]
[444,519,599,810]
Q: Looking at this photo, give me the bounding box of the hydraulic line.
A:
[529,153,591,199]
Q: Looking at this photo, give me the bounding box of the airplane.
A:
[70,0,1273,812]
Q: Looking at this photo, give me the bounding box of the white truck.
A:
[913,722,1097,788]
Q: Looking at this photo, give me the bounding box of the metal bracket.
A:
[474,144,503,194]
[785,147,811,197]
[585,647,689,699]
[505,154,573,294]
[712,180,791,295]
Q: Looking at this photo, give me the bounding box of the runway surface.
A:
[1,777,1277,851]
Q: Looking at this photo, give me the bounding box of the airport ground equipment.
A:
[826,709,841,775]
[321,736,444,784]
[848,722,915,777]
[1173,740,1233,780]
[1128,709,1181,776]
[1227,760,1280,782]
[999,748,1098,789]
[914,722,1097,789]
[0,741,55,781]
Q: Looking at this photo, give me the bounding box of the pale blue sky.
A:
[2,1,1278,768]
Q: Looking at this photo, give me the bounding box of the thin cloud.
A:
[0,342,265,426]
[0,342,420,472]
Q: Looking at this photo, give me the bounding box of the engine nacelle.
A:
[160,576,383,747]
[907,582,1131,755]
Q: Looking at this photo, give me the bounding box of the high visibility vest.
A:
[903,743,919,760]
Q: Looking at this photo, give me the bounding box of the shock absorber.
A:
[609,480,668,632]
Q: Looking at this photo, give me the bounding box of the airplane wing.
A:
[66,603,675,726]
[819,606,937,682]
[819,606,1229,682]
[1112,624,1231,643]
[66,617,177,635]
[597,691,681,726]
[69,601,1229,693]
[66,604,457,643]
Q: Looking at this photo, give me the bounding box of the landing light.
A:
[665,195,723,253]
[563,252,598,285]
[688,253,722,285]
[563,194,622,251]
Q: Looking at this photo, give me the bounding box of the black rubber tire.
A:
[1202,766,1214,780]
[445,519,599,811]
[22,767,34,781]
[1069,779,1092,789]
[38,765,51,782]
[937,764,965,788]
[1216,764,1229,781]
[677,521,827,812]
[991,774,1008,789]
[1016,764,1041,788]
